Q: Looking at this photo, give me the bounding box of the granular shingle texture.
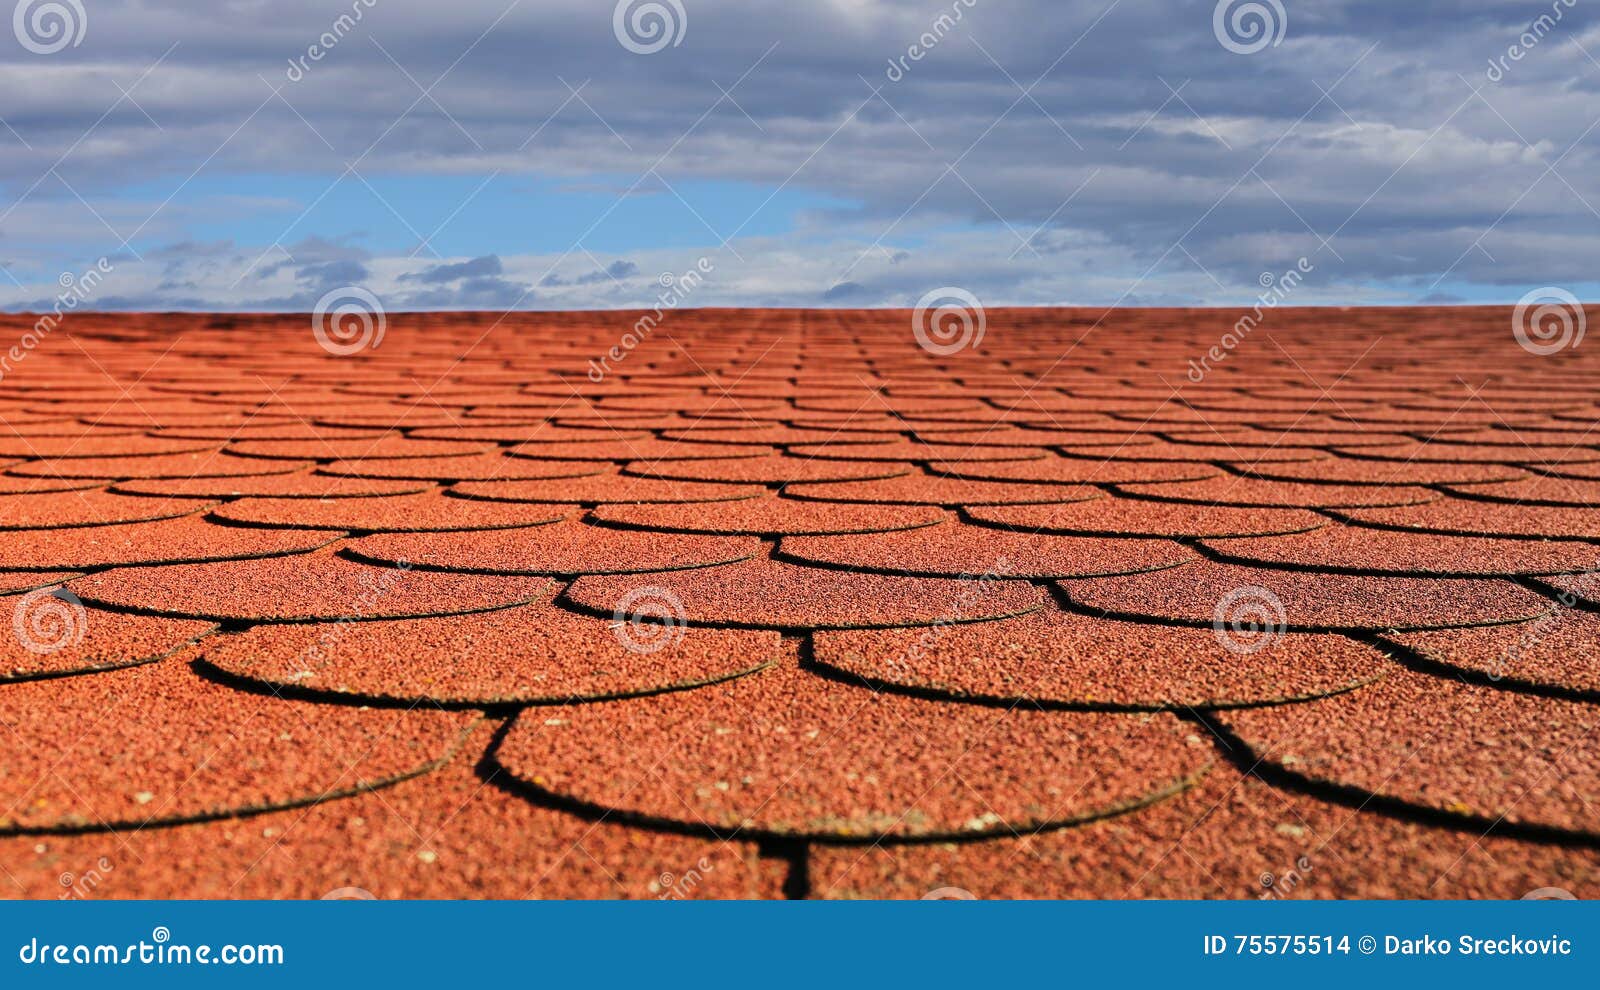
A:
[1387,611,1600,697]
[0,488,213,528]
[349,521,762,575]
[813,606,1385,710]
[202,595,782,706]
[494,659,1210,840]
[0,516,342,570]
[1066,559,1551,630]
[69,550,556,622]
[969,499,1327,538]
[566,558,1045,630]
[1214,670,1600,838]
[2,306,1598,899]
[0,656,476,831]
[2,596,214,681]
[590,496,944,535]
[209,492,576,532]
[780,522,1194,578]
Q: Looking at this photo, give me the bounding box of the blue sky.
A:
[1,0,1598,311]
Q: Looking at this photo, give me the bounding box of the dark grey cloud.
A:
[294,259,372,289]
[822,281,870,301]
[394,275,531,309]
[399,254,504,284]
[541,259,640,286]
[578,260,639,284]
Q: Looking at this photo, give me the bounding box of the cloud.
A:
[294,259,372,290]
[1,0,1596,311]
[398,254,504,284]
[395,275,531,309]
[822,281,870,301]
[577,260,639,285]
[542,259,641,287]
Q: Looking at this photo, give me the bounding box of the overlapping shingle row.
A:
[1,306,1597,899]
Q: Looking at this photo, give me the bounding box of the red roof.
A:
[1,306,1597,899]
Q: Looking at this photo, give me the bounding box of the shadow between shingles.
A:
[481,714,1211,848]
[1186,708,1600,850]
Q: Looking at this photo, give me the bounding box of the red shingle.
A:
[4,306,1597,899]
[494,660,1209,840]
[0,657,475,831]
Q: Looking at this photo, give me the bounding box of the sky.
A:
[1,0,1598,312]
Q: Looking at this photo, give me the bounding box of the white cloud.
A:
[0,0,1596,309]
